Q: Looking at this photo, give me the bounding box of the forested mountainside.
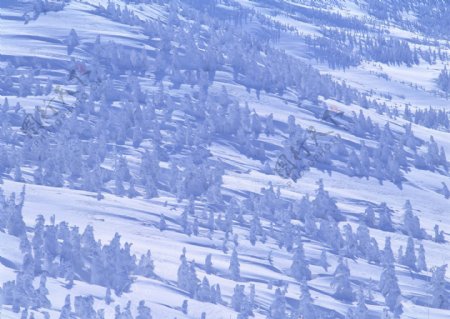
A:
[0,1,450,318]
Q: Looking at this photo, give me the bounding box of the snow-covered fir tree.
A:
[331,257,354,301]
[430,265,449,309]
[290,243,311,281]
[379,264,402,315]
[229,247,241,281]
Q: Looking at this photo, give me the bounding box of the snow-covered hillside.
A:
[0,1,449,318]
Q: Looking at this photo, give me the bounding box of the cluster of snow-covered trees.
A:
[0,0,366,204]
[0,187,158,317]
[403,104,450,130]
[3,0,448,211]
[168,175,448,318]
[25,0,67,23]
[1,0,450,318]
[57,295,153,319]
[305,23,450,71]
[278,109,448,187]
[365,0,450,40]
[437,67,450,95]
[3,169,448,318]
[0,186,26,236]
[9,0,365,106]
[306,31,420,70]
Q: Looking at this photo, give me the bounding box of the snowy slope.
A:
[0,1,450,319]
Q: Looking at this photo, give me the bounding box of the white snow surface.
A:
[0,1,450,319]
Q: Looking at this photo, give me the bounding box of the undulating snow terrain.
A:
[0,1,450,318]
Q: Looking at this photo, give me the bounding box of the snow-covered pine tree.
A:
[331,257,354,301]
[382,237,395,266]
[193,217,199,236]
[229,247,241,281]
[159,214,167,231]
[231,284,246,312]
[32,215,45,275]
[416,244,427,272]
[266,288,287,319]
[265,113,275,136]
[356,223,372,259]
[320,250,329,272]
[290,243,311,281]
[197,277,211,302]
[187,261,199,298]
[205,254,213,274]
[176,252,190,292]
[105,287,112,305]
[342,224,357,258]
[367,237,380,264]
[397,246,404,264]
[401,237,416,271]
[136,250,155,278]
[379,203,394,231]
[20,308,28,319]
[379,264,402,315]
[354,287,368,319]
[59,295,72,319]
[248,283,256,316]
[181,300,188,315]
[127,178,139,198]
[402,200,425,239]
[311,179,342,221]
[74,295,96,319]
[304,210,318,238]
[434,224,445,243]
[136,300,152,319]
[20,234,31,254]
[180,207,191,235]
[35,273,51,309]
[430,264,449,309]
[440,181,450,199]
[210,283,223,305]
[6,190,26,237]
[295,281,316,319]
[363,206,375,228]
